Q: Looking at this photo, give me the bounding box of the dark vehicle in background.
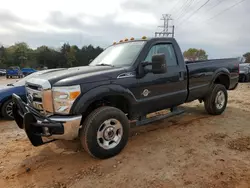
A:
[21,68,37,76]
[239,63,250,82]
[0,69,6,76]
[6,66,23,78]
[12,37,239,159]
[0,68,64,119]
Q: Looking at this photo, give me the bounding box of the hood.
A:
[0,85,10,90]
[29,65,126,86]
[0,84,25,91]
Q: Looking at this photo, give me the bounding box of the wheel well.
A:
[0,97,11,108]
[214,74,230,89]
[0,97,12,115]
[80,95,130,125]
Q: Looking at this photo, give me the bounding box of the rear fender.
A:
[210,68,230,88]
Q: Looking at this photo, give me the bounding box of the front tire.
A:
[204,84,228,115]
[79,106,129,159]
[1,99,14,120]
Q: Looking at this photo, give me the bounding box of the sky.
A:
[0,0,249,58]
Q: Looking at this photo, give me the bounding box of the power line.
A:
[168,0,182,14]
[175,0,195,21]
[175,0,197,23]
[173,0,192,20]
[177,0,247,31]
[177,0,212,27]
[204,0,226,13]
[205,0,247,22]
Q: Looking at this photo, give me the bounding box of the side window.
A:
[144,44,178,67]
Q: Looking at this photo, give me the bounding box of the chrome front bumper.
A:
[48,115,82,140]
[12,93,82,146]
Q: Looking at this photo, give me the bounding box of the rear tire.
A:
[204,84,228,115]
[79,106,129,159]
[1,99,14,120]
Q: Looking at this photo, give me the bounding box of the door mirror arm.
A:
[136,61,152,78]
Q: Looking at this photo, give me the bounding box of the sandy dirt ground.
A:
[0,76,19,85]
[0,76,250,188]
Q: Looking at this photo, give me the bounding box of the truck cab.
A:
[6,66,23,78]
[12,37,239,159]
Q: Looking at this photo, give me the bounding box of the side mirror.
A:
[151,54,167,74]
[89,59,93,63]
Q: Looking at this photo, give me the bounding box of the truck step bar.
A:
[135,107,185,127]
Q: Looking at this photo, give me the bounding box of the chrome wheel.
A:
[5,101,14,118]
[215,91,225,110]
[97,118,123,150]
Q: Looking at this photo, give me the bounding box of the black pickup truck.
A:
[12,37,239,159]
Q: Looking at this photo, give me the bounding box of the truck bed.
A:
[186,58,239,102]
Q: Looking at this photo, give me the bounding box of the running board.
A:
[135,107,185,127]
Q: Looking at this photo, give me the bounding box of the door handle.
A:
[193,73,205,78]
[179,71,185,80]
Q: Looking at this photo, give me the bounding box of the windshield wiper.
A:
[7,83,14,86]
[96,63,114,67]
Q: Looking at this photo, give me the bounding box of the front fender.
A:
[71,84,137,114]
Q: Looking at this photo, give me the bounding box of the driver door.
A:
[136,43,186,114]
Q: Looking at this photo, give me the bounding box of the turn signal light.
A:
[142,36,147,39]
[130,37,134,40]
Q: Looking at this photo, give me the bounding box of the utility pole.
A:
[155,14,175,38]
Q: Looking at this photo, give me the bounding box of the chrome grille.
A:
[25,78,53,114]
[26,83,44,111]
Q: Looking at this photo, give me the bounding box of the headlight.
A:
[52,85,81,114]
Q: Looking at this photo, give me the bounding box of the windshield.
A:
[89,41,146,67]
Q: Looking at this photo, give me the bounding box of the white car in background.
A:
[239,63,250,82]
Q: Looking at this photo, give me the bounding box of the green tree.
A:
[0,46,7,68]
[80,45,103,66]
[36,45,61,69]
[0,42,104,69]
[183,48,208,61]
[6,42,35,67]
[243,52,250,63]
